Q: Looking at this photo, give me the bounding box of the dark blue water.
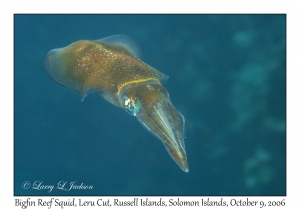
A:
[14,14,286,196]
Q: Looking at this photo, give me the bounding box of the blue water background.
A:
[14,14,286,195]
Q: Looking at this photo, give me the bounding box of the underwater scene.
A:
[14,14,286,196]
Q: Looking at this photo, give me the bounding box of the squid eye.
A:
[124,97,138,116]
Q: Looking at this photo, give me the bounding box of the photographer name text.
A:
[22,181,93,192]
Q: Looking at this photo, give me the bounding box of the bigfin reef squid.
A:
[44,35,188,172]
